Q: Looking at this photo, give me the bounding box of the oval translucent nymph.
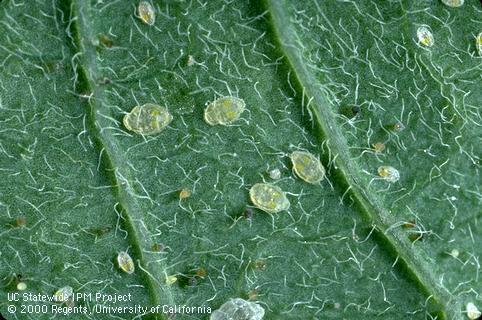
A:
[449,249,459,258]
[441,0,464,7]
[372,142,386,153]
[466,302,481,320]
[417,26,434,47]
[249,183,290,214]
[393,122,405,132]
[476,32,482,57]
[123,103,172,135]
[16,216,26,228]
[290,151,325,184]
[187,55,195,66]
[210,298,265,320]
[269,168,281,180]
[17,282,27,291]
[179,188,191,199]
[165,275,178,286]
[117,251,135,274]
[54,286,74,303]
[377,166,400,183]
[204,96,245,125]
[138,1,155,25]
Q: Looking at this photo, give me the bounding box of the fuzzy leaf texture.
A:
[0,0,481,319]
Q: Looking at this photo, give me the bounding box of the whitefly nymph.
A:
[249,183,290,214]
[290,150,325,184]
[417,25,434,47]
[377,166,400,183]
[466,302,481,320]
[441,0,464,7]
[137,1,155,25]
[204,96,246,126]
[210,298,265,320]
[123,103,172,135]
[117,251,135,274]
[54,286,74,303]
[269,168,281,180]
[476,32,482,57]
[17,282,27,291]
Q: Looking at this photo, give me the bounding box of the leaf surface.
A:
[0,1,480,319]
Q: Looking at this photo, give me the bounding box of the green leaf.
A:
[0,0,480,319]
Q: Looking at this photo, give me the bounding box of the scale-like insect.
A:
[210,298,265,320]
[137,1,155,25]
[372,142,386,153]
[249,183,290,213]
[441,0,464,7]
[392,122,405,132]
[117,251,135,274]
[268,168,281,180]
[449,249,459,258]
[466,302,481,320]
[204,96,246,125]
[17,282,27,291]
[476,32,482,57]
[165,275,177,285]
[243,208,253,220]
[290,151,325,184]
[417,26,434,47]
[187,55,196,66]
[54,286,74,303]
[377,166,400,183]
[123,103,172,135]
[152,243,164,252]
[179,188,191,199]
[16,216,26,228]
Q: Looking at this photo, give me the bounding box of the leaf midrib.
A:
[69,1,173,318]
[265,0,460,319]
